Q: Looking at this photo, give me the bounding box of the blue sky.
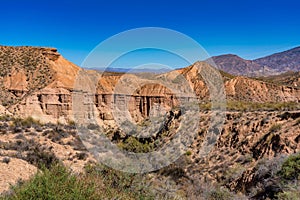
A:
[1,0,300,68]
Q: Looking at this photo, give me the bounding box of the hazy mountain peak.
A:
[254,46,300,73]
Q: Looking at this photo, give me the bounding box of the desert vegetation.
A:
[2,106,300,199]
[1,163,154,200]
[199,100,300,111]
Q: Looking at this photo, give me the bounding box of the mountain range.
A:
[94,46,300,77]
[210,46,300,76]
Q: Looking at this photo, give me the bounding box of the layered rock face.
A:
[0,45,300,124]
[0,46,79,122]
[95,84,179,121]
[225,76,300,102]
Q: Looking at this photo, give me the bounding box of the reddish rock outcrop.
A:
[0,46,300,124]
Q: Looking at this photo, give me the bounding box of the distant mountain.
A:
[208,54,263,76]
[254,46,300,73]
[85,46,300,77]
[210,46,300,77]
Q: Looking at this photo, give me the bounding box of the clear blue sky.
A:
[1,0,300,68]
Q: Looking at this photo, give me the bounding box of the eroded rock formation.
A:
[0,45,300,124]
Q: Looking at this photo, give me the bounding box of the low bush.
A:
[206,187,233,200]
[3,164,96,200]
[278,153,300,180]
[12,117,41,128]
[277,190,300,200]
[2,163,154,200]
[118,136,154,153]
[223,101,300,111]
[0,115,11,121]
[186,150,192,156]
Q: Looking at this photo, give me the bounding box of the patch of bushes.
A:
[16,139,58,169]
[224,163,246,182]
[11,117,41,128]
[2,163,154,200]
[3,164,96,200]
[83,164,154,199]
[207,187,233,200]
[118,136,154,153]
[2,138,58,169]
[277,190,300,200]
[0,115,12,121]
[45,129,70,143]
[186,150,192,156]
[67,120,76,127]
[278,153,300,180]
[223,101,300,111]
[75,152,88,160]
[25,145,58,169]
[158,156,189,183]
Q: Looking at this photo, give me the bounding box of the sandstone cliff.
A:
[0,45,300,124]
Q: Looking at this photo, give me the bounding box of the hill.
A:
[209,54,262,76]
[255,46,300,73]
[210,46,300,76]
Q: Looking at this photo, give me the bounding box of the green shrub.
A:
[118,136,154,153]
[3,163,154,200]
[277,191,300,200]
[12,117,41,127]
[278,153,300,180]
[4,164,96,200]
[0,115,11,121]
[83,164,154,199]
[67,120,76,126]
[186,150,192,156]
[225,101,300,111]
[207,188,233,200]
